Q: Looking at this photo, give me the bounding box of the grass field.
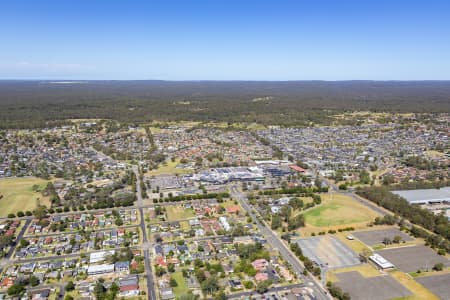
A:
[303,193,379,228]
[221,200,240,209]
[390,270,439,300]
[166,205,195,221]
[172,271,189,296]
[147,159,193,176]
[0,177,51,216]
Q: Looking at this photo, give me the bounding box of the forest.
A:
[1,80,450,128]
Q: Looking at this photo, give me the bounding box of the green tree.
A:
[93,281,106,300]
[65,281,75,291]
[7,284,25,296]
[201,276,219,294]
[256,280,272,294]
[433,263,444,271]
[29,275,39,286]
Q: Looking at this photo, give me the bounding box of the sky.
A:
[1,0,450,80]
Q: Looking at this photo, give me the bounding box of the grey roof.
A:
[392,187,450,204]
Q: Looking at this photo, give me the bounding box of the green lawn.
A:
[303,193,379,227]
[166,205,195,221]
[172,271,189,296]
[0,177,51,216]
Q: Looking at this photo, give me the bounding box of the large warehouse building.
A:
[392,187,450,205]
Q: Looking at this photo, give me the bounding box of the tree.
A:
[0,235,13,248]
[288,214,305,231]
[433,263,444,271]
[214,291,227,300]
[392,235,402,244]
[64,296,74,300]
[29,275,39,286]
[256,280,272,294]
[20,239,30,248]
[359,170,371,184]
[115,218,123,226]
[168,263,175,273]
[93,281,106,300]
[169,277,178,287]
[201,276,219,294]
[7,284,25,296]
[382,237,391,245]
[33,205,47,220]
[271,214,282,230]
[314,178,322,189]
[65,281,75,291]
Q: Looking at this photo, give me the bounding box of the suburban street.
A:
[230,185,331,300]
[133,165,157,300]
[226,282,306,299]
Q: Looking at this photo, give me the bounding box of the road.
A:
[24,224,140,239]
[15,245,140,263]
[6,218,31,259]
[230,186,330,300]
[227,283,306,299]
[133,165,157,300]
[27,282,66,300]
[0,218,32,272]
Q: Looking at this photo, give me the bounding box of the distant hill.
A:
[0,80,449,128]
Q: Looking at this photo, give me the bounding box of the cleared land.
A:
[335,271,412,300]
[302,193,379,229]
[376,245,449,273]
[0,177,51,216]
[416,273,450,299]
[353,228,413,247]
[166,205,195,221]
[147,159,193,176]
[172,271,189,296]
[296,235,360,268]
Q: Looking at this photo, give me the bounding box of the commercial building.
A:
[370,253,394,269]
[392,187,450,204]
[87,264,115,275]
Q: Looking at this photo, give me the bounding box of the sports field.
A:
[303,193,379,227]
[0,177,51,216]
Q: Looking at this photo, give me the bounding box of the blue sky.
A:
[1,0,449,80]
